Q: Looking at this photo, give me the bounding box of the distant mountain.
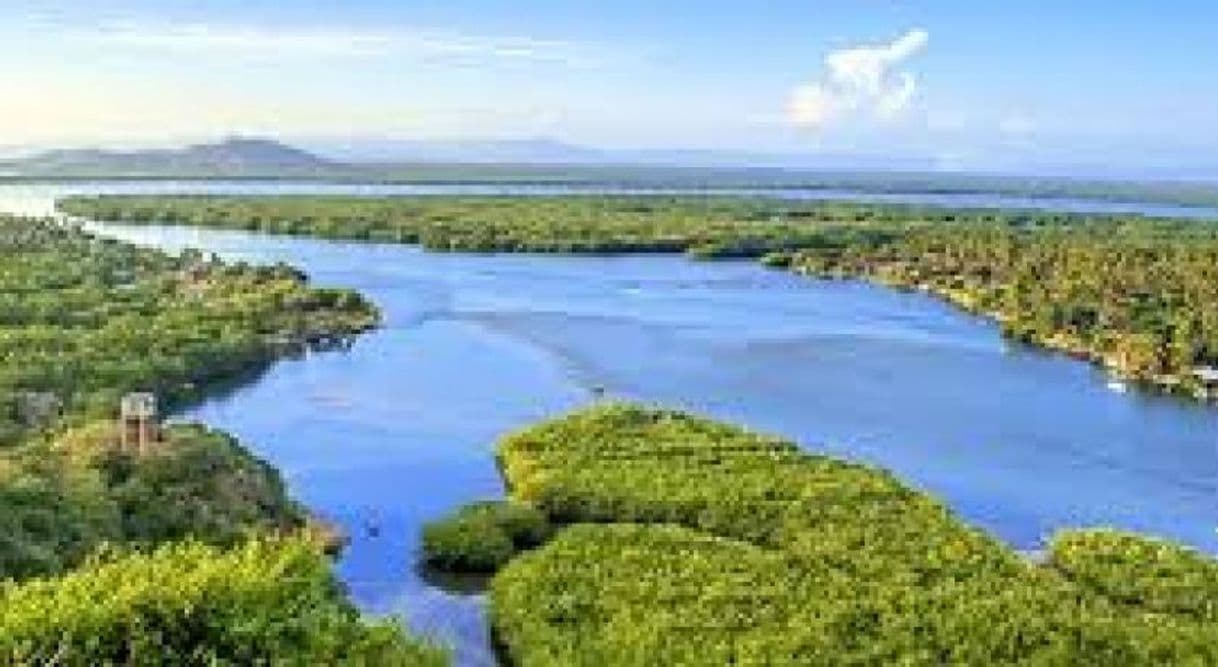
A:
[3,136,1214,207]
[5,138,337,178]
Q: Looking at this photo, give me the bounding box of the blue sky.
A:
[3,1,1217,174]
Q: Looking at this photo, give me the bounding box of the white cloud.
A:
[72,20,590,66]
[788,29,929,130]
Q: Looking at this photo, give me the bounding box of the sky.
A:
[2,1,1217,175]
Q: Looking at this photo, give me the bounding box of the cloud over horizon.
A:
[788,29,929,130]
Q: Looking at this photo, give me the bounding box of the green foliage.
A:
[60,195,919,255]
[789,221,1218,392]
[101,423,305,547]
[422,500,552,573]
[61,195,1218,395]
[0,443,121,579]
[55,195,1218,659]
[0,423,304,580]
[0,536,448,665]
[490,404,1218,665]
[0,215,376,578]
[0,215,378,446]
[1051,530,1218,620]
[0,215,446,661]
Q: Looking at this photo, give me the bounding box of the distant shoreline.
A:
[7,178,1218,223]
[1,171,1217,209]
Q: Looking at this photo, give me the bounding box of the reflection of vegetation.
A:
[61,195,1218,397]
[416,563,493,597]
[422,501,552,573]
[0,537,448,665]
[484,404,1217,664]
[0,215,439,663]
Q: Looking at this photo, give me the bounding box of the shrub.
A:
[422,501,552,573]
[0,537,448,665]
[1,422,306,580]
[1051,529,1218,620]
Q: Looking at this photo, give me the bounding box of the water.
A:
[3,183,1217,665]
[0,178,1216,220]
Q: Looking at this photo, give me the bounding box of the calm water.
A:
[3,183,1217,666]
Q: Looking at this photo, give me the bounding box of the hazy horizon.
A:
[3,2,1217,178]
[4,135,1218,184]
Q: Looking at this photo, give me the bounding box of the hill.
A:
[4,137,1217,208]
[4,138,338,178]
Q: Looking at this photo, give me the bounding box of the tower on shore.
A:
[119,392,160,455]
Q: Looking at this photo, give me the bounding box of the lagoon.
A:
[2,182,1216,665]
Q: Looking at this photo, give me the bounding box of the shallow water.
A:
[2,183,1217,665]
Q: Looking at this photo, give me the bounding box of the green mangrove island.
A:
[0,215,444,664]
[61,194,1218,398]
[432,403,1218,664]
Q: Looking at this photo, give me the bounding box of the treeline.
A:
[0,216,442,662]
[785,220,1218,393]
[0,537,446,665]
[61,195,1218,397]
[58,194,969,256]
[482,404,1218,664]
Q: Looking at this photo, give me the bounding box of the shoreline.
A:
[797,268,1217,403]
[64,193,1217,408]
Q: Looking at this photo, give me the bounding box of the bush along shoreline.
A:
[0,537,448,665]
[59,194,1218,403]
[422,501,553,573]
[426,404,1218,665]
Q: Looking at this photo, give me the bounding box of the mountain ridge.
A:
[4,138,334,177]
[2,138,1216,208]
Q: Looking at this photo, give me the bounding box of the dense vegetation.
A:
[1049,530,1218,621]
[0,215,377,445]
[41,196,1218,661]
[0,215,441,662]
[0,422,303,579]
[0,536,447,665]
[422,500,552,573]
[786,220,1218,393]
[486,404,1218,664]
[0,214,378,577]
[59,194,923,255]
[61,195,1218,395]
